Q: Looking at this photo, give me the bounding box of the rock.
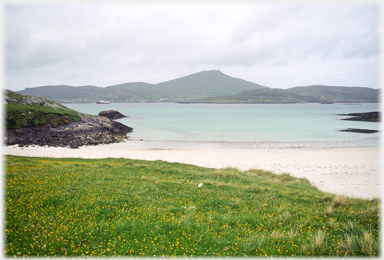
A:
[339,128,379,134]
[6,103,133,148]
[5,89,134,148]
[338,112,380,122]
[85,137,96,145]
[110,121,133,134]
[98,110,127,120]
[69,143,79,149]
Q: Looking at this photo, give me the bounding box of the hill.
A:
[286,85,379,103]
[193,85,379,103]
[18,70,266,103]
[17,71,379,103]
[153,70,266,100]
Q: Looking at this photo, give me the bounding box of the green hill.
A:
[286,85,379,103]
[99,82,157,101]
[18,85,102,102]
[194,85,379,103]
[153,70,266,100]
[18,70,266,103]
[17,71,379,103]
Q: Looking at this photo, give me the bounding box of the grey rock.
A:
[98,110,127,120]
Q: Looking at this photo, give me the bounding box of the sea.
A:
[65,102,380,149]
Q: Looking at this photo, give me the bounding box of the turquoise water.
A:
[66,103,380,143]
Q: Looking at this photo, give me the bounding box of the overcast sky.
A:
[4,2,380,91]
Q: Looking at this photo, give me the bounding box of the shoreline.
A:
[4,139,380,200]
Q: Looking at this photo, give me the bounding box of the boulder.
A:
[98,110,127,120]
[69,143,79,149]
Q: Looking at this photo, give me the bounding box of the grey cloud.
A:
[216,4,380,67]
[4,3,380,90]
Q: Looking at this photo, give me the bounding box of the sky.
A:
[3,2,381,91]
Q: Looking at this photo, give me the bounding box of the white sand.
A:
[4,140,381,200]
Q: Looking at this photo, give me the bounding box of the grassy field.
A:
[4,155,380,257]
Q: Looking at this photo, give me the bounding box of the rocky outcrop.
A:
[337,112,379,135]
[6,113,133,148]
[5,90,66,110]
[98,110,127,119]
[5,90,133,148]
[339,128,379,134]
[338,112,380,122]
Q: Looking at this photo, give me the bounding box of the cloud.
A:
[207,4,379,66]
[4,2,380,90]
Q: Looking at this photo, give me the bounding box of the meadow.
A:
[4,155,380,257]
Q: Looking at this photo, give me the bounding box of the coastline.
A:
[4,139,380,200]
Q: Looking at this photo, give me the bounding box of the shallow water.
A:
[66,102,380,145]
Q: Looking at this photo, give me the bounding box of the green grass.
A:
[6,102,81,129]
[4,155,380,257]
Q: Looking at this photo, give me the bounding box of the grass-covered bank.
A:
[5,90,81,129]
[4,155,380,257]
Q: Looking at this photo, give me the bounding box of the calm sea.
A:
[65,103,380,143]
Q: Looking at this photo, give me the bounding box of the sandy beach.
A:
[4,140,381,200]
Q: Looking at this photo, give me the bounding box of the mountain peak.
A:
[187,70,224,77]
[202,69,223,74]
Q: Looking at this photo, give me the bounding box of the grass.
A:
[5,90,81,129]
[4,155,380,257]
[6,102,81,129]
